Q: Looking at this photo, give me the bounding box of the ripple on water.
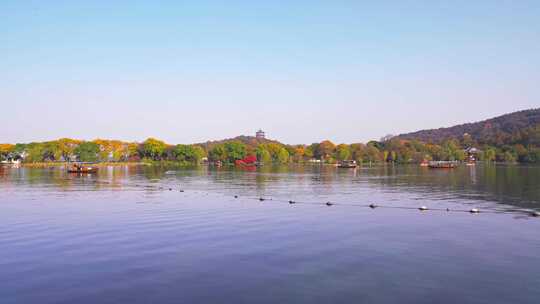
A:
[1,165,540,304]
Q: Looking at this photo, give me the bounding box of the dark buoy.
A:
[419,206,428,211]
[326,202,333,206]
[446,208,450,212]
[259,197,265,201]
[470,208,480,214]
[169,188,172,191]
[289,200,296,204]
[179,189,184,192]
[234,195,238,198]
[369,203,377,209]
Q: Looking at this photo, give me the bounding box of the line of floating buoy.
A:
[123,182,540,219]
[237,194,540,217]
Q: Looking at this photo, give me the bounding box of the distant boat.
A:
[420,160,429,167]
[338,160,357,168]
[67,163,98,173]
[428,161,458,169]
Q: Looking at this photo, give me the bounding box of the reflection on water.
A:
[1,164,539,304]
[2,164,539,211]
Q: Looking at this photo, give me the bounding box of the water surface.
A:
[1,164,539,303]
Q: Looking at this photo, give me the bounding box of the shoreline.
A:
[17,162,149,168]
[5,160,533,169]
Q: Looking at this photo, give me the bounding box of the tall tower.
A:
[256,129,265,139]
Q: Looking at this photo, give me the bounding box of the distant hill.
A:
[197,135,285,150]
[397,108,540,145]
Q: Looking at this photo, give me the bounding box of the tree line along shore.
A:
[1,132,539,166]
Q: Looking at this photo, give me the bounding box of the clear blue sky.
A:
[1,1,539,144]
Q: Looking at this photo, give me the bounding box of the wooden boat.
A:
[428,161,458,169]
[338,160,357,168]
[67,164,98,173]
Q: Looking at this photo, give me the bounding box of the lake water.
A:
[1,164,539,304]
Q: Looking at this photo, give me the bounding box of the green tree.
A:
[191,146,206,163]
[208,144,228,162]
[364,145,381,163]
[367,140,384,150]
[276,147,290,163]
[483,147,496,162]
[141,138,167,160]
[256,146,272,163]
[224,141,247,162]
[42,141,61,161]
[24,143,45,163]
[441,139,461,161]
[454,149,466,161]
[74,142,100,162]
[173,144,205,163]
[335,144,351,161]
[304,143,320,159]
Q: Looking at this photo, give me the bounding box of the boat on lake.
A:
[338,160,357,168]
[67,163,98,173]
[428,161,458,169]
